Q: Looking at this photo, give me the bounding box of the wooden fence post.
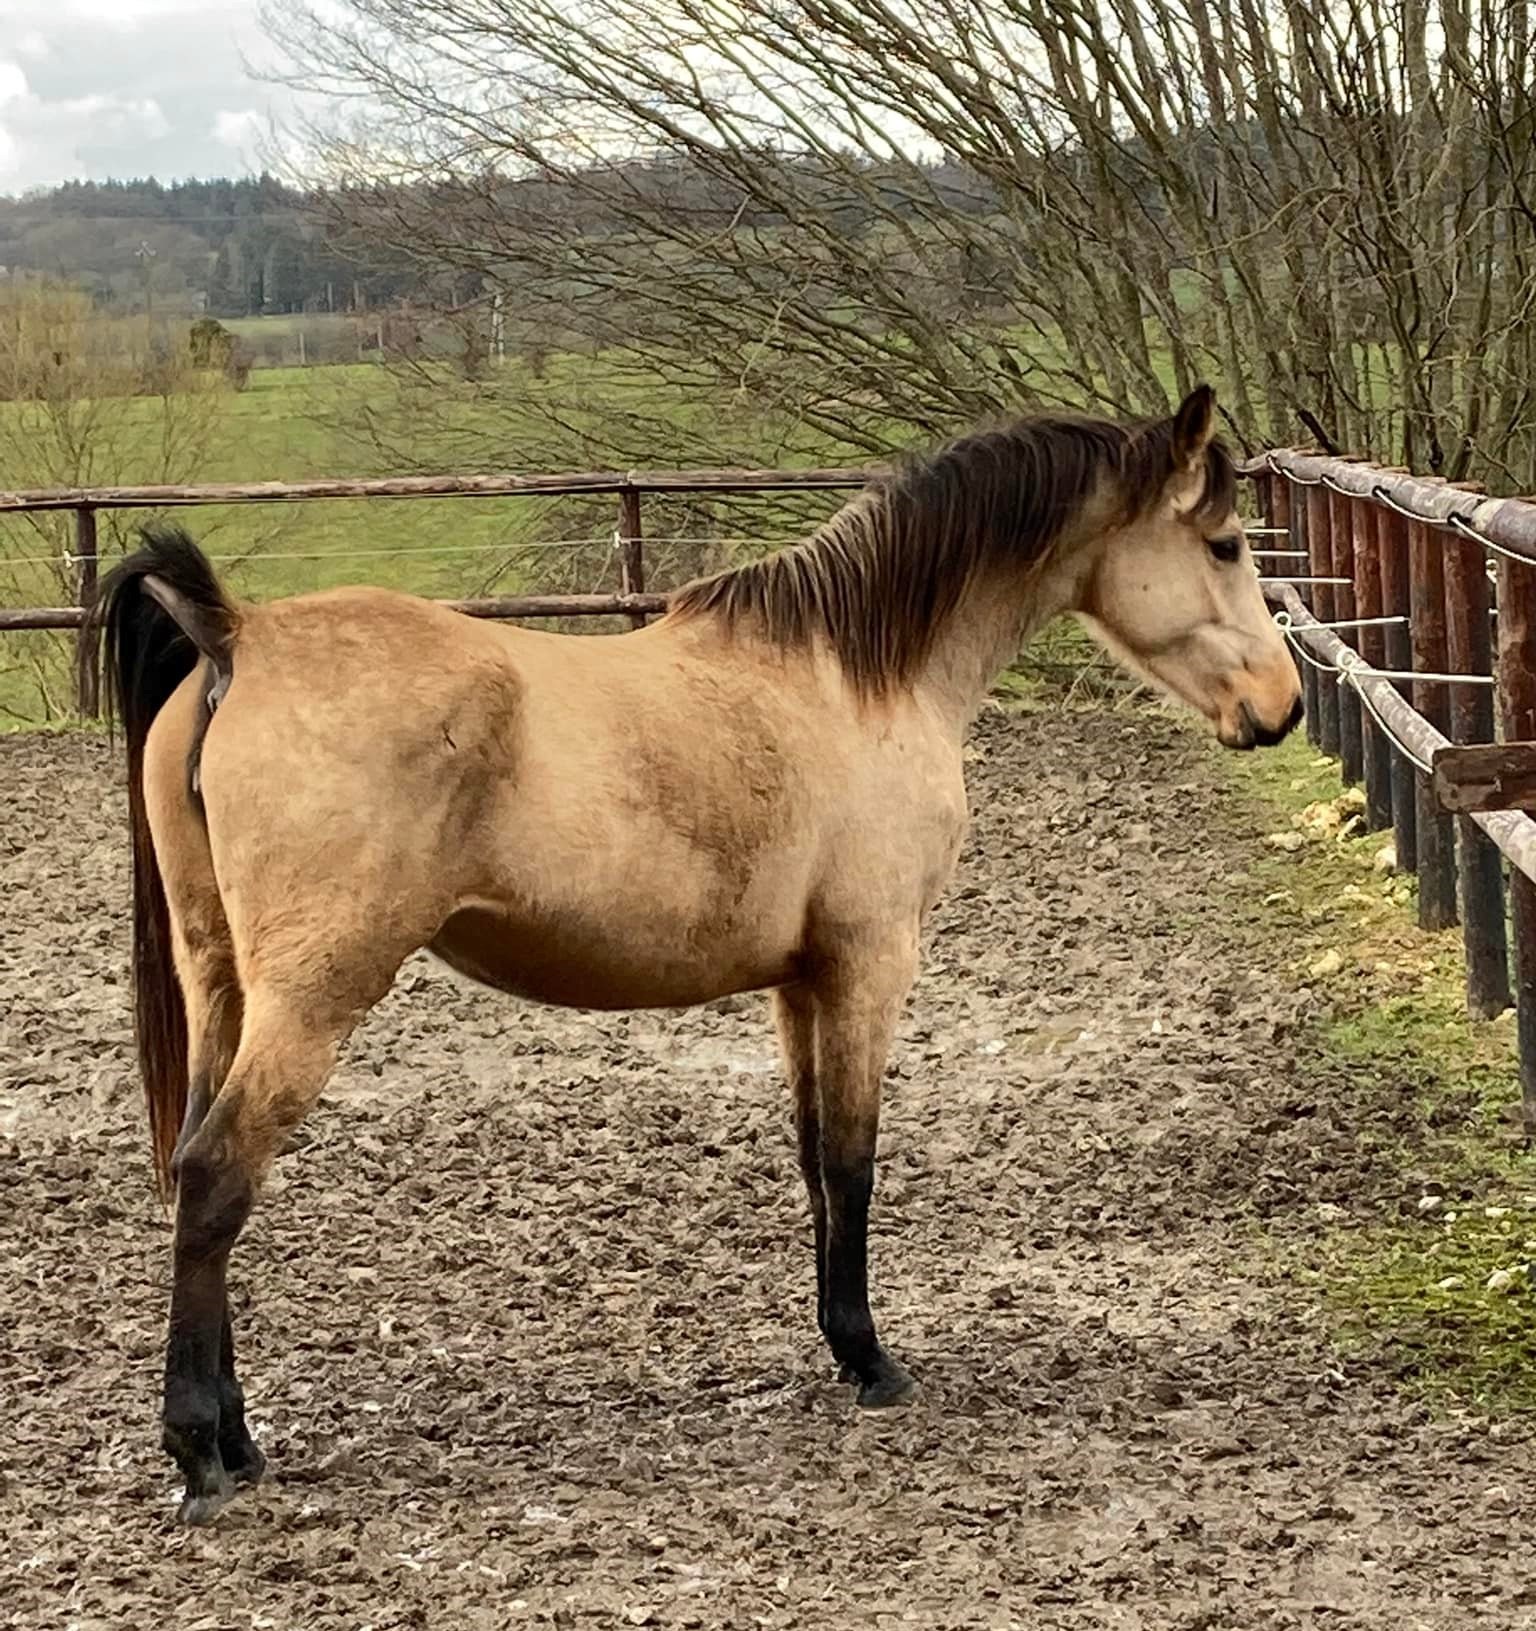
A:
[1288,480,1321,747]
[617,488,648,630]
[1444,513,1510,1018]
[1495,548,1536,1130]
[1408,516,1459,930]
[1328,486,1364,784]
[1352,489,1392,830]
[1376,500,1418,872]
[1307,486,1340,757]
[1263,474,1309,737]
[74,505,99,718]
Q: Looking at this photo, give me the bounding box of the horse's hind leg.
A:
[150,764,263,1492]
[810,936,919,1409]
[773,986,826,1334]
[162,969,385,1524]
[169,933,264,1489]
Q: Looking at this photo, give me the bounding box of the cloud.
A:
[213,108,267,150]
[0,84,174,188]
[0,0,309,192]
[0,63,29,108]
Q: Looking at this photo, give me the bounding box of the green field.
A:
[0,357,856,723]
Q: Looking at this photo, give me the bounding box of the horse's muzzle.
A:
[1223,694,1304,751]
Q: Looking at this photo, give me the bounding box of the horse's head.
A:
[1077,386,1303,750]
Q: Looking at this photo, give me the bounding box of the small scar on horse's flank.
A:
[443,725,458,751]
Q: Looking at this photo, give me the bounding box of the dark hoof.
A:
[857,1360,917,1410]
[177,1468,239,1527]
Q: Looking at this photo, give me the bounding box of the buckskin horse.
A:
[85,385,1302,1524]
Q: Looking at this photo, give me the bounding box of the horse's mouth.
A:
[1220,695,1304,750]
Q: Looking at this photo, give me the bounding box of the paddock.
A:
[2,708,1527,1629]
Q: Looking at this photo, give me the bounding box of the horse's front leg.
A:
[773,986,828,1333]
[810,936,919,1409]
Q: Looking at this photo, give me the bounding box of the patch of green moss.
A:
[1218,732,1536,1415]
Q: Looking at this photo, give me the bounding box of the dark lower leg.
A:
[216,1307,263,1484]
[163,1251,235,1520]
[162,1124,254,1524]
[167,1073,261,1487]
[794,1099,828,1332]
[774,989,827,1339]
[822,1153,914,1408]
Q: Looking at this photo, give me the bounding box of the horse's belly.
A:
[428,903,801,1010]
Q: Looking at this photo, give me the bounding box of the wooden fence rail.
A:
[1253,449,1536,1128]
[0,466,878,708]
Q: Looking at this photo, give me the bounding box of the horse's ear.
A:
[1171,384,1217,471]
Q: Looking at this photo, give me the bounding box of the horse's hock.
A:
[3,710,1527,1624]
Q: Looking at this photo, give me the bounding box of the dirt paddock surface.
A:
[2,710,1533,1630]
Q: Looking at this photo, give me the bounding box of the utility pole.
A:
[136,240,157,341]
[491,288,505,365]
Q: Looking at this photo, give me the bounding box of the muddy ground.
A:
[1,711,1531,1630]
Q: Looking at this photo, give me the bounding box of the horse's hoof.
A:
[856,1361,918,1410]
[177,1469,239,1526]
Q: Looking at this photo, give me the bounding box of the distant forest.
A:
[0,161,1003,325]
[0,176,413,317]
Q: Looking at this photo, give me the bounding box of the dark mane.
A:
[669,411,1236,693]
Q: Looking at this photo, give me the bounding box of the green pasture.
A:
[1222,738,1536,1415]
[0,354,855,723]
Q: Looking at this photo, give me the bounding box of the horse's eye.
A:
[1208,534,1242,564]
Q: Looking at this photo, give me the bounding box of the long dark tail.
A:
[80,524,240,1198]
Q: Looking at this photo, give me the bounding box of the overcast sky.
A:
[0,0,296,195]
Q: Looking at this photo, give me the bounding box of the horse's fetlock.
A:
[162,1386,220,1462]
[824,1303,878,1363]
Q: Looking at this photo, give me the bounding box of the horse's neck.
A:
[915,549,1092,730]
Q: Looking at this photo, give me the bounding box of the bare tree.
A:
[266,0,1536,491]
[0,280,228,722]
